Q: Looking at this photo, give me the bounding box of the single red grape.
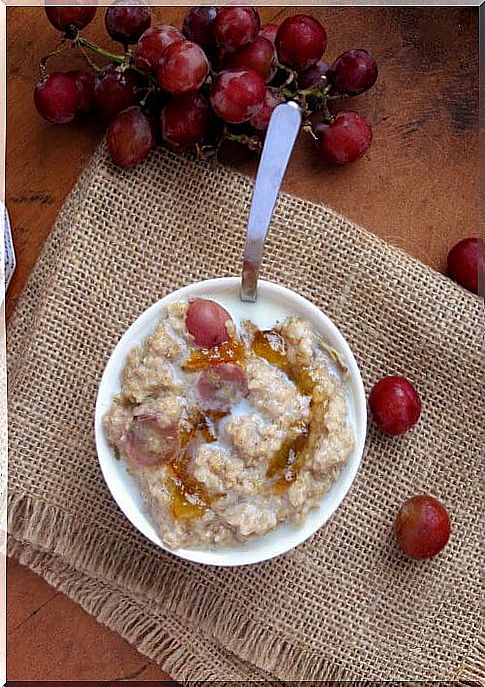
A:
[368,375,421,436]
[226,36,276,83]
[156,39,209,95]
[330,49,378,95]
[258,23,279,45]
[34,72,79,124]
[447,238,479,295]
[66,69,95,116]
[197,363,249,412]
[186,299,232,348]
[182,6,218,51]
[107,106,154,167]
[250,88,283,130]
[94,64,139,120]
[160,93,213,148]
[105,1,151,45]
[315,110,372,165]
[45,5,96,32]
[297,59,330,89]
[275,15,327,71]
[395,495,451,560]
[211,68,265,124]
[124,415,179,467]
[213,7,260,53]
[134,25,184,72]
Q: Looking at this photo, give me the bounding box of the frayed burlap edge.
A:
[8,491,483,683]
[8,535,280,684]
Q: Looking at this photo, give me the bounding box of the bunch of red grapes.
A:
[35,5,379,168]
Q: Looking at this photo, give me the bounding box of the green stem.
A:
[298,82,332,99]
[76,36,125,64]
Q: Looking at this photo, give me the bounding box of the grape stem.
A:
[303,123,318,141]
[79,45,101,73]
[39,40,70,77]
[75,36,125,65]
[223,129,262,152]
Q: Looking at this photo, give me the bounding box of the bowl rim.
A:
[94,277,367,567]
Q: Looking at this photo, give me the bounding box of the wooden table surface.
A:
[6,5,478,682]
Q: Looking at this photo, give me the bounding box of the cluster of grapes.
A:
[34,5,378,168]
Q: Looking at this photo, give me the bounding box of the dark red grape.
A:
[395,495,451,560]
[297,59,330,89]
[45,5,96,32]
[447,238,479,295]
[34,72,79,124]
[250,88,283,130]
[315,110,372,164]
[107,106,154,167]
[134,25,184,72]
[182,6,218,51]
[160,93,213,148]
[66,69,95,115]
[276,15,327,71]
[213,7,260,53]
[197,363,249,412]
[124,414,179,467]
[94,64,139,120]
[186,299,231,348]
[330,49,378,95]
[156,39,209,95]
[368,375,421,436]
[226,36,276,83]
[211,68,265,124]
[258,23,278,45]
[105,1,151,45]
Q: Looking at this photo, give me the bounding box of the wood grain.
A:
[6,6,478,681]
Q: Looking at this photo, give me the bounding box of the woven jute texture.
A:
[7,144,483,682]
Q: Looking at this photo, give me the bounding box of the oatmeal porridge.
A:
[103,298,354,549]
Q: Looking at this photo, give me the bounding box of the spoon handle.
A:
[240,101,302,302]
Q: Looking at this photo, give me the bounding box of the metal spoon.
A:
[240,101,302,303]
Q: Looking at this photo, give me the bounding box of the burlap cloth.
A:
[7,143,483,683]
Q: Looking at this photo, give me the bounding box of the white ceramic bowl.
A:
[95,278,367,566]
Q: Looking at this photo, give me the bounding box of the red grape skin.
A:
[213,7,260,53]
[134,25,184,72]
[447,238,479,295]
[160,93,213,148]
[156,40,209,95]
[315,110,372,165]
[45,6,97,32]
[94,64,139,120]
[211,68,265,125]
[34,72,79,124]
[66,69,95,115]
[124,415,179,467]
[395,495,451,559]
[107,106,154,167]
[297,60,330,89]
[197,363,249,412]
[105,3,151,45]
[368,375,421,436]
[258,23,279,45]
[331,49,378,95]
[186,299,232,348]
[226,36,276,83]
[182,6,218,51]
[275,15,327,71]
[250,88,283,131]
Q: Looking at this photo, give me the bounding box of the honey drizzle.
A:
[167,411,226,521]
[183,339,246,372]
[251,329,321,491]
